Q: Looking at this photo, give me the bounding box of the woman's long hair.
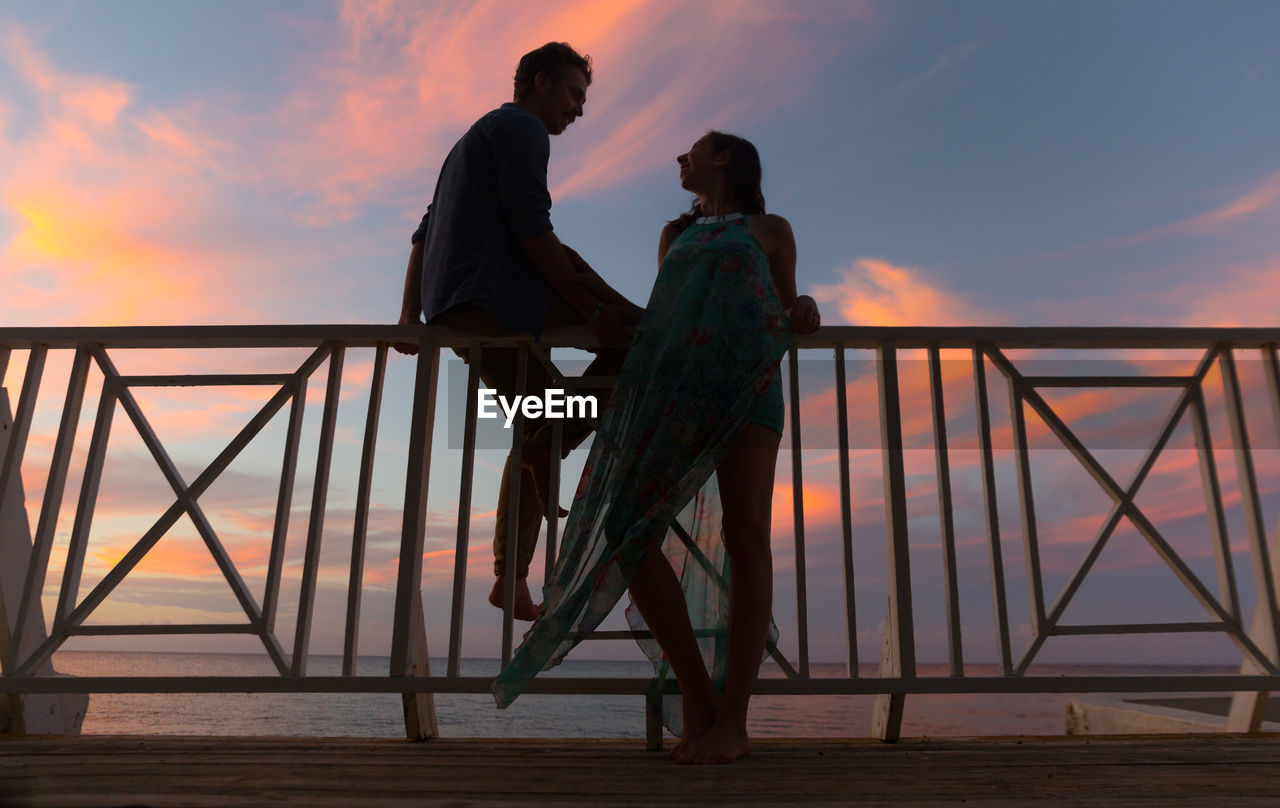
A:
[667,131,765,239]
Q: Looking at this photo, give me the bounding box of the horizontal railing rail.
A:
[2,324,1278,745]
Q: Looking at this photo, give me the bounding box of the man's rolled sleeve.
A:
[410,206,431,246]
[494,116,554,241]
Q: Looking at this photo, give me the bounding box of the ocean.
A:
[47,652,1229,739]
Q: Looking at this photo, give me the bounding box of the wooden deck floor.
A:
[2,734,1278,807]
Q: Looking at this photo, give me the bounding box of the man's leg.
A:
[517,292,628,509]
[435,305,549,620]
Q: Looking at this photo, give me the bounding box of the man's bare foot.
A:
[488,576,541,621]
[669,693,720,759]
[519,441,567,518]
[673,721,751,765]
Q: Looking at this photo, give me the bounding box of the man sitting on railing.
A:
[396,42,642,620]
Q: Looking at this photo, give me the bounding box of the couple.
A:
[397,42,820,764]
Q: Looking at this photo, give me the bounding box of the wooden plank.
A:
[55,386,116,624]
[872,344,913,741]
[0,347,47,589]
[972,347,1012,675]
[4,736,1279,808]
[927,345,963,676]
[1022,375,1192,387]
[871,597,904,741]
[1219,349,1280,655]
[9,323,1280,350]
[500,346,529,667]
[344,343,387,676]
[116,374,295,386]
[1051,622,1229,635]
[390,343,440,676]
[1188,388,1241,622]
[10,348,91,669]
[0,386,89,733]
[292,346,345,676]
[67,623,257,636]
[1227,343,1280,732]
[833,345,858,676]
[401,590,437,740]
[262,375,307,634]
[876,343,914,678]
[447,344,482,679]
[786,345,810,677]
[8,672,1280,696]
[1008,383,1047,634]
[544,418,563,579]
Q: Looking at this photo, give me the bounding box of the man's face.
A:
[533,67,588,135]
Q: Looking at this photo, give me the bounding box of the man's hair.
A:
[513,42,592,101]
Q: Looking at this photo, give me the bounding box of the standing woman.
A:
[494,132,820,764]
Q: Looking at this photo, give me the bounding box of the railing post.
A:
[973,346,1014,674]
[291,345,344,676]
[447,343,482,679]
[928,345,964,676]
[391,337,440,739]
[11,348,90,670]
[500,345,529,667]
[833,345,859,676]
[343,343,388,676]
[871,341,914,741]
[0,359,88,734]
[1226,345,1280,731]
[786,345,810,677]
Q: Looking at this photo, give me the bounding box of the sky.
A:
[2,0,1280,672]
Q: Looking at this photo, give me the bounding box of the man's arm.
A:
[394,239,425,356]
[518,230,631,346]
[398,239,424,325]
[562,244,643,323]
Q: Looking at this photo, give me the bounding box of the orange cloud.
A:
[0,34,264,326]
[809,258,996,327]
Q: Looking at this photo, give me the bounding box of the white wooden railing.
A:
[2,325,1279,745]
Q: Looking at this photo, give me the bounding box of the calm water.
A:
[51,652,1225,739]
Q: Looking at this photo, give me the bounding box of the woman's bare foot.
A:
[488,576,541,621]
[673,720,751,765]
[669,693,720,759]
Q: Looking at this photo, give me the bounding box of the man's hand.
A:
[394,312,420,356]
[587,303,633,348]
[786,295,821,335]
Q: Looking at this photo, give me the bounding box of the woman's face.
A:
[677,136,723,192]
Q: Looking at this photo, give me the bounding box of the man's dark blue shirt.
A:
[412,103,554,336]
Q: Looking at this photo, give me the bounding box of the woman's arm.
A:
[755,214,819,334]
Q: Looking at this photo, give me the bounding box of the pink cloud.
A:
[258,0,881,223]
[1023,167,1280,265]
[1173,255,1280,327]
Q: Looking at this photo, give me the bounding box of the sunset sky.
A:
[3,0,1279,670]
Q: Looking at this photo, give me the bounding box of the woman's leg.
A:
[676,423,779,764]
[627,545,720,750]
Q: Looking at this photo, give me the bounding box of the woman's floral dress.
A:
[493,215,792,734]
